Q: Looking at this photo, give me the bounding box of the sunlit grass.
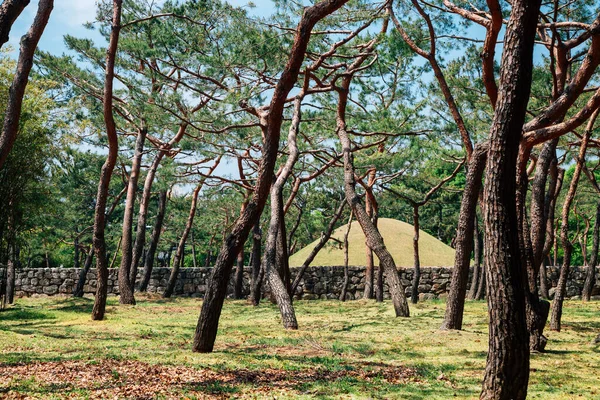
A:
[1,295,599,398]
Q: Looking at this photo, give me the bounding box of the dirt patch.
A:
[0,359,418,399]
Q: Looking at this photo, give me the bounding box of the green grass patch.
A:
[0,296,598,398]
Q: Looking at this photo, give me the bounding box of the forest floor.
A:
[0,296,599,399]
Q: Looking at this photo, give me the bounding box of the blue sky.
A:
[7,0,275,58]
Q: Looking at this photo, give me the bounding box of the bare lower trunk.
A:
[411,206,421,304]
[337,85,409,317]
[468,219,482,300]
[551,118,594,330]
[74,246,93,297]
[131,124,186,288]
[139,190,167,292]
[249,223,263,305]
[442,144,487,329]
[475,262,486,300]
[480,1,540,397]
[340,211,353,301]
[91,0,122,321]
[583,200,600,301]
[164,162,218,299]
[6,255,15,304]
[118,127,146,305]
[193,0,350,353]
[234,248,244,299]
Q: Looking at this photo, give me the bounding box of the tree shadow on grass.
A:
[47,297,94,314]
[0,307,54,321]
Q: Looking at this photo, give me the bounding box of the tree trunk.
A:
[234,247,244,299]
[583,200,600,301]
[475,261,486,300]
[118,126,146,305]
[193,0,349,353]
[411,205,420,304]
[0,0,53,169]
[340,211,353,301]
[442,144,487,329]
[74,229,80,270]
[337,85,409,317]
[191,231,197,269]
[139,190,167,292]
[468,216,482,300]
[480,0,541,397]
[550,115,595,330]
[130,124,187,288]
[249,223,263,305]
[164,161,218,299]
[6,245,15,304]
[363,185,375,300]
[91,0,123,321]
[74,246,93,297]
[0,0,30,49]
[261,94,302,323]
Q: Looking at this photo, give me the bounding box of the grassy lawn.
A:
[0,296,599,399]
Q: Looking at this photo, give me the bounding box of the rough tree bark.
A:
[550,112,596,331]
[468,218,482,300]
[479,0,541,397]
[0,0,53,169]
[164,159,220,298]
[442,144,487,329]
[118,126,147,305]
[130,123,187,288]
[363,169,376,300]
[193,0,350,353]
[139,190,167,292]
[336,78,409,317]
[0,0,30,49]
[91,0,122,321]
[249,223,263,305]
[234,202,248,300]
[73,246,93,297]
[410,205,420,304]
[583,200,600,301]
[475,261,486,300]
[340,210,353,301]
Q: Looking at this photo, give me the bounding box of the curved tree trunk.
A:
[441,144,487,329]
[480,0,541,397]
[73,246,93,297]
[0,0,53,169]
[130,123,187,288]
[340,211,353,301]
[468,217,482,300]
[550,115,595,331]
[139,190,167,292]
[582,200,600,301]
[337,86,409,317]
[0,0,30,49]
[363,177,375,300]
[118,126,146,305]
[234,202,249,300]
[411,205,420,304]
[164,160,219,298]
[249,223,263,305]
[193,0,350,353]
[6,246,15,304]
[91,0,122,321]
[475,261,486,300]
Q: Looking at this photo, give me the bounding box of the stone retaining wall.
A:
[1,265,599,300]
